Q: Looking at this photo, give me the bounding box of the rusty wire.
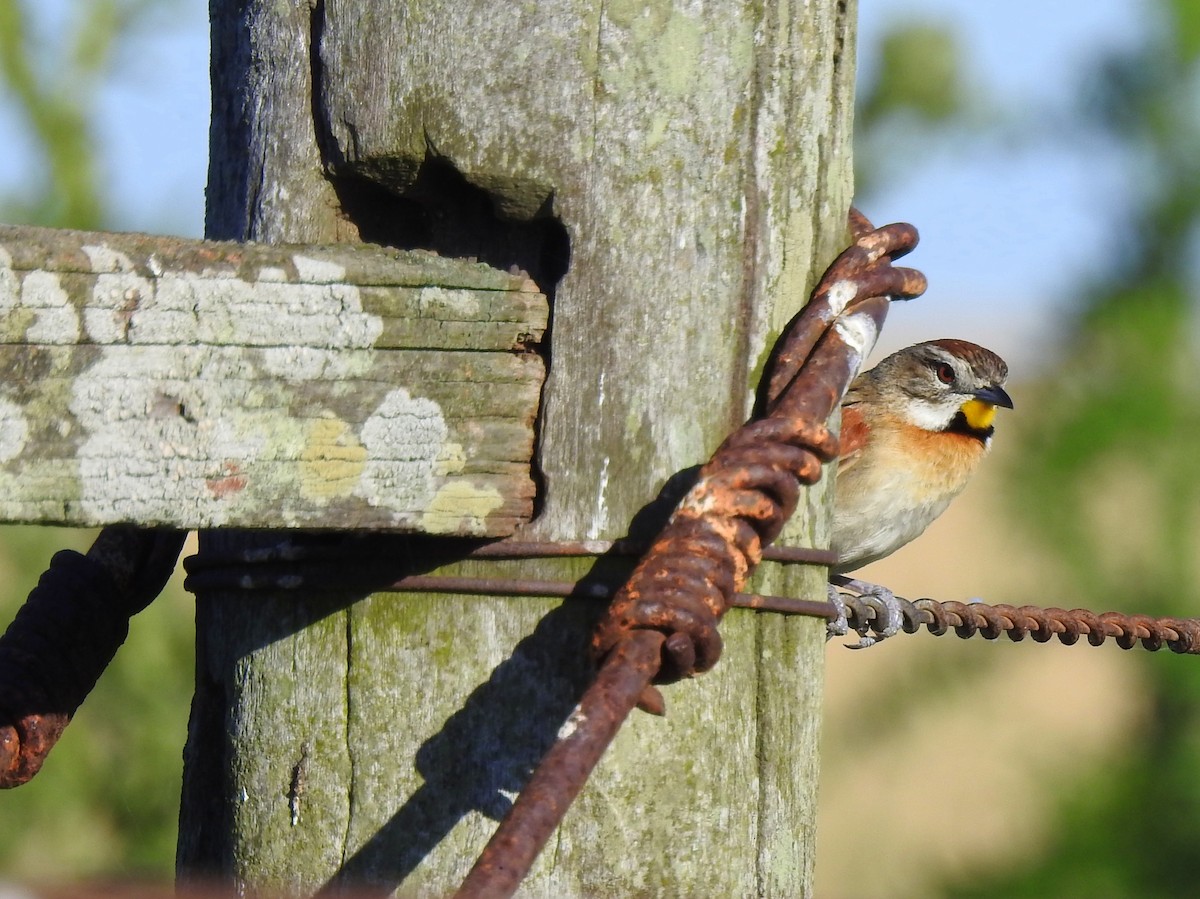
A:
[454,214,927,898]
[590,218,925,689]
[832,589,1200,653]
[181,536,838,588]
[184,548,1200,655]
[384,581,1200,653]
[188,543,1200,656]
[184,565,841,620]
[0,527,184,788]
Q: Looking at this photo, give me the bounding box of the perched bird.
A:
[829,338,1013,640]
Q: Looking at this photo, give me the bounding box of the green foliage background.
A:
[858,3,1200,897]
[0,0,194,883]
[965,4,1200,896]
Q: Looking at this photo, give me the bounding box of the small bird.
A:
[829,338,1013,641]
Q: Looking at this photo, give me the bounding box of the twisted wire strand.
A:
[460,215,928,897]
[0,527,184,788]
[591,222,927,686]
[830,590,1200,654]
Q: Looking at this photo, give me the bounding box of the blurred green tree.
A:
[858,3,1200,898]
[956,4,1200,897]
[0,0,147,228]
[0,0,194,882]
[855,20,970,198]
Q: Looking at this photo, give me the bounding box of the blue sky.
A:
[0,0,1141,374]
[855,0,1141,368]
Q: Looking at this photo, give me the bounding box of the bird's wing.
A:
[837,402,871,476]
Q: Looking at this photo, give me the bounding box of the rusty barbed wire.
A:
[454,213,927,898]
[590,219,926,691]
[830,589,1200,653]
[0,527,184,788]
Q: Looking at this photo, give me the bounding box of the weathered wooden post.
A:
[175,0,857,895]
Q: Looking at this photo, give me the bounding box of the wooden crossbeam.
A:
[0,225,547,534]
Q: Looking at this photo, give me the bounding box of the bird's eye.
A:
[935,362,955,385]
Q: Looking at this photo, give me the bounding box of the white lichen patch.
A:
[21,271,80,344]
[81,243,136,273]
[61,259,404,526]
[69,347,275,525]
[556,704,588,741]
[834,312,879,360]
[258,346,373,382]
[355,388,450,517]
[78,261,386,351]
[675,487,718,520]
[85,271,156,343]
[0,246,16,313]
[292,254,347,284]
[825,279,857,315]
[417,286,481,319]
[0,398,29,463]
[137,275,384,350]
[257,266,289,283]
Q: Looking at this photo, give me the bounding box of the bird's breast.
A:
[831,415,990,571]
[888,419,991,495]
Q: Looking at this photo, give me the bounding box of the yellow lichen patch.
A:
[435,441,467,477]
[419,481,505,535]
[299,417,367,500]
[960,398,997,432]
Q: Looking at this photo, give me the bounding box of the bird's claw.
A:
[826,577,904,648]
[825,585,881,649]
[826,582,850,641]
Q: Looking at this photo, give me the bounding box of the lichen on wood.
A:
[0,225,547,533]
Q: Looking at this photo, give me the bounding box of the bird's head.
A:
[868,338,1013,439]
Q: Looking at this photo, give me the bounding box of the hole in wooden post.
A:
[309,1,569,298]
[326,155,568,521]
[328,157,570,304]
[309,2,566,521]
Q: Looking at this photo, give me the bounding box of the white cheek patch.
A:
[905,399,959,431]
